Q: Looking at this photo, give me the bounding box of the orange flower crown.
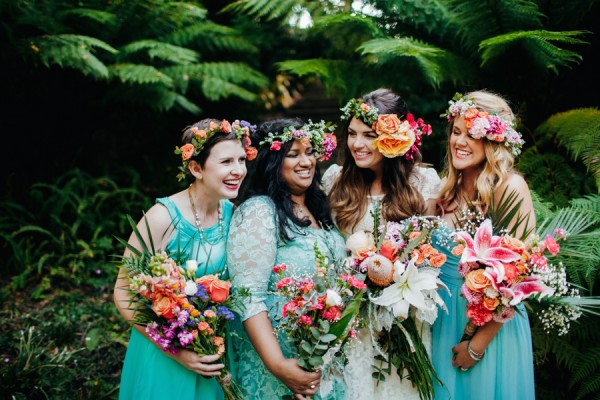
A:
[340,98,432,160]
[174,119,257,181]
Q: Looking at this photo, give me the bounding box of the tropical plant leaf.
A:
[479,30,588,72]
[358,37,446,87]
[119,40,199,64]
[109,63,174,86]
[57,8,119,28]
[222,0,308,23]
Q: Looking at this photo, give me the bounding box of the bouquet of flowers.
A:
[272,243,366,395]
[453,218,587,339]
[121,249,247,400]
[345,214,448,400]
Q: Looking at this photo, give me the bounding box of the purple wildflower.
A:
[217,306,236,321]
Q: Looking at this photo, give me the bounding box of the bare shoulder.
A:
[496,173,531,198]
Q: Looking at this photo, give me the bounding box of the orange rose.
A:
[419,244,435,258]
[151,296,177,319]
[464,108,479,120]
[409,231,421,240]
[482,296,500,311]
[213,336,225,346]
[204,310,216,319]
[451,244,465,256]
[379,240,398,262]
[209,121,219,131]
[429,253,447,267]
[503,263,520,284]
[180,143,195,161]
[411,249,425,265]
[197,275,216,290]
[209,279,232,303]
[245,146,258,161]
[373,114,402,135]
[360,103,370,112]
[197,321,209,332]
[221,120,232,133]
[465,269,491,292]
[373,128,415,158]
[501,236,525,253]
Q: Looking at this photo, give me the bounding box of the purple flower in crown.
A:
[292,129,307,139]
[240,120,257,133]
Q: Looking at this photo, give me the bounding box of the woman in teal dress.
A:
[114,118,256,400]
[227,119,346,400]
[431,91,535,399]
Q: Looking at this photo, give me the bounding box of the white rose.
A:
[185,260,198,275]
[346,231,375,258]
[325,289,343,307]
[184,280,198,296]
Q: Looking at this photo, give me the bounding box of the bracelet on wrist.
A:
[467,340,485,361]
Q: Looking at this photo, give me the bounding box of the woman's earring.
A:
[199,174,203,180]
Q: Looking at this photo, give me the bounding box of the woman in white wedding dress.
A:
[322,88,440,399]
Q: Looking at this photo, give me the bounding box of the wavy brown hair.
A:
[438,90,517,214]
[329,89,426,235]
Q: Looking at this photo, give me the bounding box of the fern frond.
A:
[119,40,199,64]
[27,34,117,79]
[277,58,356,95]
[570,195,600,213]
[312,13,382,38]
[531,190,555,221]
[164,62,268,89]
[109,64,174,86]
[164,23,258,54]
[56,8,119,28]
[448,0,543,50]
[200,78,256,102]
[571,347,600,386]
[479,30,588,72]
[221,0,304,22]
[373,0,454,37]
[536,108,600,191]
[358,37,445,87]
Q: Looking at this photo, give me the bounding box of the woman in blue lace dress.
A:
[114,118,255,400]
[227,119,346,400]
[431,91,536,400]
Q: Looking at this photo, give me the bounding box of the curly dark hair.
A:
[242,118,335,242]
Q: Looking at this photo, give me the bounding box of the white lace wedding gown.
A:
[322,164,441,400]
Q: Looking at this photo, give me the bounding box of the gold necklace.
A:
[188,184,224,245]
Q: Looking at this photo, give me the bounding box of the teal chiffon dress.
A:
[118,197,234,400]
[226,196,347,400]
[431,226,535,400]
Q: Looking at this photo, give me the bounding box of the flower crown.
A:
[340,98,432,160]
[443,93,525,156]
[174,119,257,181]
[259,120,338,162]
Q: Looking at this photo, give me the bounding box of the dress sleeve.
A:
[410,166,442,201]
[226,197,278,321]
[321,164,342,195]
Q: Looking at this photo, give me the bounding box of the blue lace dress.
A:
[118,197,234,400]
[226,196,347,400]
[431,226,535,400]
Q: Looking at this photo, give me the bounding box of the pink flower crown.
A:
[258,120,338,162]
[174,119,257,181]
[443,93,525,156]
[340,98,432,160]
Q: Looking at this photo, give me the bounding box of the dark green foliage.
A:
[0,169,151,298]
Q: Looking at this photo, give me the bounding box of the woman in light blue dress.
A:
[114,118,255,400]
[431,90,535,399]
[227,119,346,400]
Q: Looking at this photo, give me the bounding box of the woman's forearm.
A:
[243,311,286,375]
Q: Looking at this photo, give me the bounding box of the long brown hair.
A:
[329,89,426,235]
[437,90,517,213]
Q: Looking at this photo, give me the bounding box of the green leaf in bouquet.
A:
[315,343,329,350]
[329,292,364,339]
[300,341,313,354]
[319,333,337,343]
[308,356,324,367]
[310,327,321,340]
[319,319,330,333]
[297,358,307,369]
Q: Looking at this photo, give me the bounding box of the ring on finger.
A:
[310,384,316,389]
[460,367,468,372]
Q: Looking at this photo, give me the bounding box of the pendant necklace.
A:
[188,183,224,246]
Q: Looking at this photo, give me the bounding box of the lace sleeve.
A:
[410,166,442,200]
[321,164,342,195]
[226,197,278,321]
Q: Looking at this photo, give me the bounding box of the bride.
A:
[322,88,440,399]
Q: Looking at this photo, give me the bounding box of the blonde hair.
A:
[438,90,517,213]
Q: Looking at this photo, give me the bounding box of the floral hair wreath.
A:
[443,93,525,156]
[340,98,432,160]
[174,119,257,181]
[259,120,338,162]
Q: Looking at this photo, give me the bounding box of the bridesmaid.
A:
[431,90,535,399]
[114,119,255,400]
[226,119,346,400]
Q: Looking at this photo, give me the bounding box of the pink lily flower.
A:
[456,219,521,283]
[499,276,555,306]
